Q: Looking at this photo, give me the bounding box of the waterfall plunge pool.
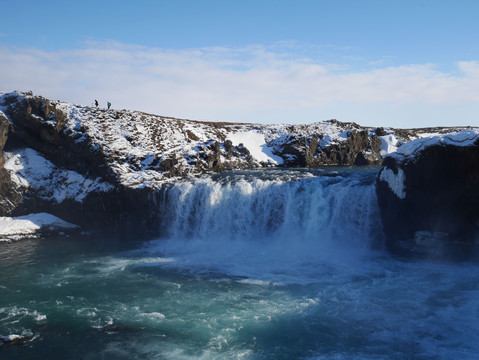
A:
[1,167,479,359]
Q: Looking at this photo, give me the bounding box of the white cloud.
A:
[458,61,479,79]
[0,42,478,127]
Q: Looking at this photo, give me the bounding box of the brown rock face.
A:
[376,140,479,259]
[278,130,382,167]
[319,130,382,166]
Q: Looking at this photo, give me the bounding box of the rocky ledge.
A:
[0,90,475,242]
[376,131,479,258]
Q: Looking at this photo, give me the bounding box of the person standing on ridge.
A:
[95,99,98,107]
[107,102,111,110]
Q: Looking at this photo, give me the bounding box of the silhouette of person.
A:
[95,99,98,107]
[107,102,111,110]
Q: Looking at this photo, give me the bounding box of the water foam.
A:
[149,170,383,283]
[6,168,478,359]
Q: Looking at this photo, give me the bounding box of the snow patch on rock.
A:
[379,167,406,199]
[4,148,114,203]
[228,131,283,165]
[392,130,479,161]
[5,91,476,190]
[52,102,368,186]
[379,134,401,155]
[0,213,79,241]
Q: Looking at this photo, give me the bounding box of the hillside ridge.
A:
[0,90,476,240]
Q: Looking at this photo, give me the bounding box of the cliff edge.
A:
[0,90,475,242]
[376,131,479,258]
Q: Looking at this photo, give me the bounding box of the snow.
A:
[3,148,114,202]
[379,167,406,199]
[50,101,364,186]
[0,213,79,241]
[378,130,479,199]
[391,130,479,161]
[379,134,401,155]
[4,91,476,190]
[228,131,284,165]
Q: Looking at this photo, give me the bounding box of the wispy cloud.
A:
[0,42,478,127]
[457,61,479,79]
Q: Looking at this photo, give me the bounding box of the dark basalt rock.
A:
[2,91,476,244]
[0,94,164,235]
[0,111,23,215]
[278,130,382,167]
[10,186,167,239]
[2,93,117,184]
[279,136,320,167]
[319,130,382,165]
[207,141,221,170]
[376,140,479,259]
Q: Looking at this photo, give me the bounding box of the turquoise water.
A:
[1,168,479,359]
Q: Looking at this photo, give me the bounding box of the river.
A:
[1,168,479,359]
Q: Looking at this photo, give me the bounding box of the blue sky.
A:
[1,0,478,128]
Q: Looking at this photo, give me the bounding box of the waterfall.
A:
[158,168,383,249]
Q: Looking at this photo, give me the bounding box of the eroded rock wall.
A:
[2,91,477,243]
[376,137,479,258]
[2,92,116,183]
[0,111,21,215]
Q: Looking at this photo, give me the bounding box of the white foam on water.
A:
[237,279,274,286]
[147,172,382,284]
[90,316,113,329]
[3,169,479,359]
[140,312,166,321]
[4,242,479,359]
[0,306,47,323]
[2,334,23,342]
[34,314,46,321]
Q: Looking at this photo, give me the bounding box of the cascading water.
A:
[2,167,479,360]
[148,168,384,281]
[161,168,382,246]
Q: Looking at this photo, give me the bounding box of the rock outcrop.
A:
[376,131,479,258]
[274,122,382,167]
[1,92,418,188]
[0,90,476,241]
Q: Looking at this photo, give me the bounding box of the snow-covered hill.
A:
[2,91,473,189]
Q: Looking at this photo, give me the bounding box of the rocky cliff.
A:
[376,131,479,258]
[0,91,474,241]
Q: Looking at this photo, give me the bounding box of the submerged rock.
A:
[376,130,479,258]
